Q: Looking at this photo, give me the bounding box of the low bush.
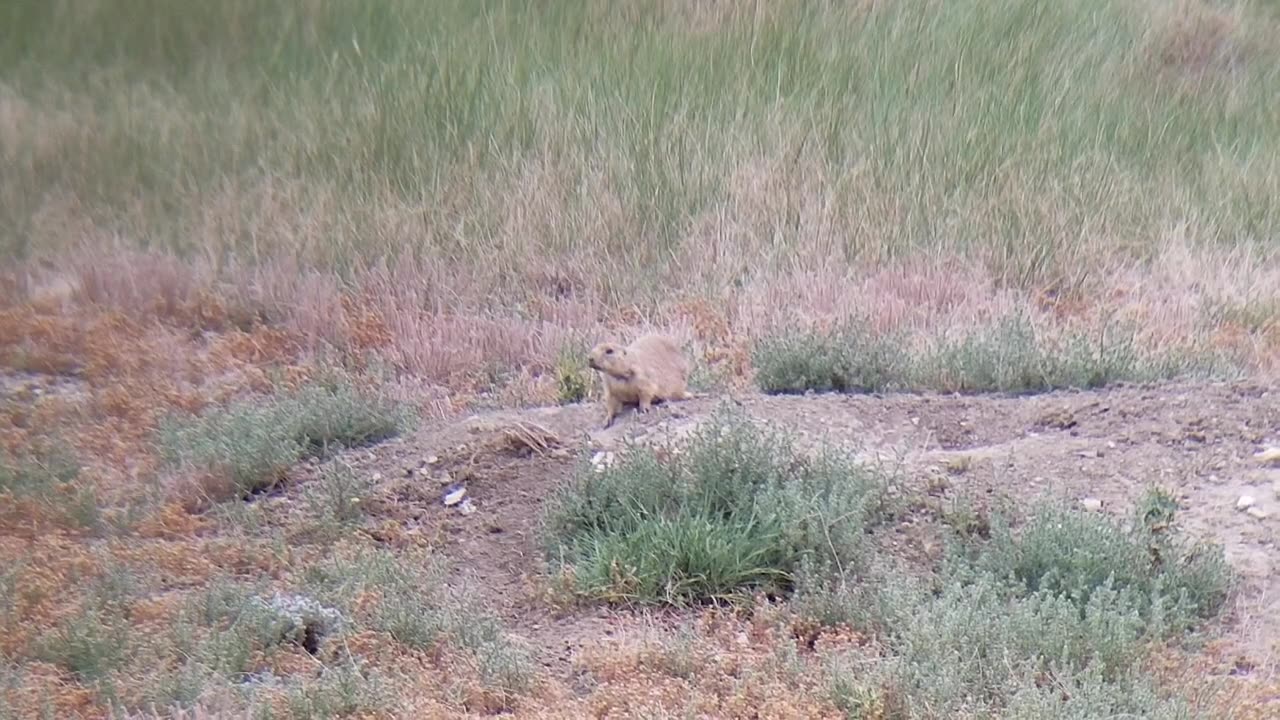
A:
[812,488,1231,719]
[754,313,1232,396]
[158,377,414,499]
[542,408,890,604]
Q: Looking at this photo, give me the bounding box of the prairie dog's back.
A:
[627,333,689,394]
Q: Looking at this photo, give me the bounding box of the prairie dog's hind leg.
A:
[636,389,654,414]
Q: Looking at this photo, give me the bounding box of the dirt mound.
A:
[332,380,1279,682]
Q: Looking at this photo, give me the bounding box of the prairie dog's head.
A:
[587,342,631,377]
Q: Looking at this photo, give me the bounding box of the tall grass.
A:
[3,0,1278,288]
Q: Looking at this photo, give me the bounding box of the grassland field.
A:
[1,1,1279,718]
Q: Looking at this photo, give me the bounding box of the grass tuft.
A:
[751,322,907,395]
[755,313,1233,396]
[0,442,103,533]
[302,460,374,536]
[542,408,890,604]
[958,493,1231,630]
[554,339,593,405]
[0,443,80,496]
[285,661,389,720]
[158,378,415,501]
[302,546,534,698]
[812,490,1231,718]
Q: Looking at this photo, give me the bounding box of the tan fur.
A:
[587,333,694,428]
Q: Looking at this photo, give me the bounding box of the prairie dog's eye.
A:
[605,348,614,355]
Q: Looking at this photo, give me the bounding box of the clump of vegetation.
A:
[0,442,104,533]
[751,322,907,395]
[129,548,532,716]
[284,661,389,720]
[0,443,80,496]
[33,563,141,686]
[958,491,1231,629]
[302,547,534,701]
[755,313,1231,396]
[811,488,1232,719]
[827,578,1203,719]
[302,460,375,537]
[554,339,593,405]
[918,314,1230,393]
[35,605,132,684]
[542,408,890,604]
[158,378,415,500]
[134,577,360,713]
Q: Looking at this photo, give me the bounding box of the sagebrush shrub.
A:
[158,378,414,499]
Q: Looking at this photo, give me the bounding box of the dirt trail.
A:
[341,380,1280,679]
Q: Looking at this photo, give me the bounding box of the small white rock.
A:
[590,450,617,473]
[459,498,477,515]
[443,486,467,507]
[427,455,440,465]
[1245,506,1271,520]
[1236,495,1256,511]
[370,472,383,482]
[1255,447,1280,466]
[417,467,433,479]
[1080,497,1104,512]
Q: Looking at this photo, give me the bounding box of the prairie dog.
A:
[587,333,694,428]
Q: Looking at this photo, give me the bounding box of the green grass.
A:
[540,404,1230,715]
[751,322,909,395]
[554,339,593,405]
[50,547,533,716]
[809,488,1232,719]
[0,443,79,496]
[301,460,375,538]
[0,442,106,533]
[753,313,1234,396]
[158,377,415,499]
[301,546,534,699]
[2,0,1278,295]
[33,561,141,688]
[542,408,890,604]
[961,493,1231,628]
[284,661,390,720]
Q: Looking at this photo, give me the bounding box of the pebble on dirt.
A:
[1255,447,1280,466]
[590,450,616,473]
[1236,495,1256,511]
[1080,497,1104,512]
[443,484,467,506]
